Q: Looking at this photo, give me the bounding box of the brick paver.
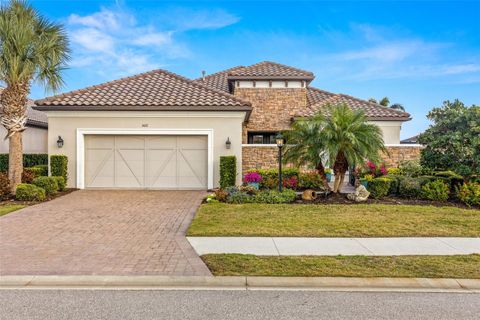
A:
[0,190,211,276]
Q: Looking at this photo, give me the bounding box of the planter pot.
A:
[360,179,368,188]
[247,182,260,189]
[326,173,332,182]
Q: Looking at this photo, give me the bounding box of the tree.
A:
[0,0,69,192]
[390,103,405,111]
[418,100,480,177]
[368,98,377,104]
[322,104,386,193]
[379,97,390,107]
[283,113,331,191]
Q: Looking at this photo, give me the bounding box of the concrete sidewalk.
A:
[187,237,480,256]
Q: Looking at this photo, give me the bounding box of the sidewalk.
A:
[187,237,480,256]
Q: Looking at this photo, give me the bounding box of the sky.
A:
[27,0,480,139]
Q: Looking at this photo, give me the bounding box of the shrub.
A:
[282,176,298,189]
[239,185,259,195]
[456,182,480,207]
[214,189,229,202]
[15,183,46,201]
[0,154,48,172]
[398,177,422,198]
[368,177,392,199]
[50,155,68,183]
[433,171,464,192]
[247,168,299,189]
[33,165,48,176]
[228,191,254,204]
[244,172,262,183]
[298,172,324,190]
[399,160,423,177]
[384,175,401,195]
[0,172,10,200]
[421,180,450,202]
[253,189,297,204]
[22,169,36,184]
[219,156,236,188]
[387,167,401,175]
[52,176,66,191]
[32,176,59,196]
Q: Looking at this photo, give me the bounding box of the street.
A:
[1,290,479,320]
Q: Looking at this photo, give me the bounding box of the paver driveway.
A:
[0,190,211,276]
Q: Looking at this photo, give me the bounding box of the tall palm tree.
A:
[283,113,331,191]
[390,103,405,111]
[0,0,69,193]
[322,104,386,193]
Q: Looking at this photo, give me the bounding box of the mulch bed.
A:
[298,192,478,209]
[0,188,78,207]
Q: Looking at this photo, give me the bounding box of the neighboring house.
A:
[401,135,420,144]
[0,91,48,154]
[34,61,420,190]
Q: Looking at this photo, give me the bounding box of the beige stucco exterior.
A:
[0,125,48,154]
[370,121,403,145]
[45,110,246,189]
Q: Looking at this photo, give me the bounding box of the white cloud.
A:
[162,8,240,31]
[132,32,172,47]
[70,28,115,53]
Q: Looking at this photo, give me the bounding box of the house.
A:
[401,134,420,144]
[33,61,420,190]
[0,92,48,154]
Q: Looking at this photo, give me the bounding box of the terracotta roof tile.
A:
[34,69,251,111]
[228,61,314,79]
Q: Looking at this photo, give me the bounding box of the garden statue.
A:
[347,182,370,202]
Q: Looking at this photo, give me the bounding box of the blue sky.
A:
[29,0,480,139]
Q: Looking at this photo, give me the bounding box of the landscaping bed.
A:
[202,254,480,278]
[188,203,480,237]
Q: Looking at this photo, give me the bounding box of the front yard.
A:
[202,254,480,278]
[0,204,26,217]
[188,203,480,237]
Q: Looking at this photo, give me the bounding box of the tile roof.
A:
[302,87,411,121]
[197,66,245,92]
[227,61,314,79]
[34,69,252,112]
[0,88,47,128]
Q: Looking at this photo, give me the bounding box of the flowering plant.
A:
[360,161,387,178]
[283,176,298,189]
[244,172,262,183]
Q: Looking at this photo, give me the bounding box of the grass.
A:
[188,203,480,237]
[0,204,26,217]
[202,254,480,278]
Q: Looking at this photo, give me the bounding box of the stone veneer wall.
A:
[381,145,423,167]
[233,88,307,143]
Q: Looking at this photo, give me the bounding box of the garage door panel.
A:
[146,149,177,188]
[85,149,115,187]
[115,149,145,187]
[85,136,114,149]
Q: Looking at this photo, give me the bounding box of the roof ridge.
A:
[254,60,314,76]
[337,92,411,117]
[194,65,245,81]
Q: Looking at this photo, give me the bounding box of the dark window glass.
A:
[247,132,279,144]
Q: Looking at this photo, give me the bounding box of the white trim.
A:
[46,111,246,119]
[242,144,278,147]
[76,128,214,190]
[386,144,423,147]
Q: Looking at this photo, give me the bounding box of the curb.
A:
[1,276,479,292]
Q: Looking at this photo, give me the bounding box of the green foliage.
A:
[32,176,58,196]
[50,155,68,183]
[398,160,423,177]
[456,182,480,207]
[398,177,422,198]
[421,180,450,202]
[368,177,392,199]
[384,175,401,195]
[15,183,46,201]
[21,168,35,184]
[219,156,236,188]
[433,171,464,192]
[253,189,297,204]
[52,176,66,191]
[298,172,324,190]
[33,165,48,176]
[247,168,299,190]
[0,154,48,172]
[418,100,480,177]
[0,172,10,200]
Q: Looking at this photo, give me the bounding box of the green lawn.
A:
[0,204,26,217]
[202,254,480,278]
[188,203,480,237]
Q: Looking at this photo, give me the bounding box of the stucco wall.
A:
[370,121,402,145]
[0,125,48,154]
[45,111,245,188]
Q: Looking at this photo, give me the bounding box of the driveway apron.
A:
[0,190,211,276]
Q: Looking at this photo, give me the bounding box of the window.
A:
[247,132,279,144]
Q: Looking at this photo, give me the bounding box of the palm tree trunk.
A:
[316,161,331,192]
[8,132,23,193]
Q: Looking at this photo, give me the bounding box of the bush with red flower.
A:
[244,172,262,184]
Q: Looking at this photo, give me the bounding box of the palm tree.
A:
[379,97,390,107]
[322,104,386,193]
[0,0,69,193]
[390,103,405,111]
[283,113,331,191]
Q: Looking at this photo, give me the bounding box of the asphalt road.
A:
[1,289,479,320]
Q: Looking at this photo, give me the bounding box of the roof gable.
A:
[34,69,251,111]
[228,61,314,80]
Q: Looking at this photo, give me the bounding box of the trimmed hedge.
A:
[227,188,297,204]
[456,182,480,207]
[247,168,299,190]
[0,154,48,172]
[33,176,58,196]
[15,183,46,201]
[50,155,68,183]
[421,180,450,202]
[52,176,66,191]
[398,177,422,198]
[219,156,236,188]
[368,177,392,199]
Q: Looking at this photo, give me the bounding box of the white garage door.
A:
[85,135,208,189]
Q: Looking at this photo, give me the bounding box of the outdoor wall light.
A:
[225,137,231,149]
[57,136,64,148]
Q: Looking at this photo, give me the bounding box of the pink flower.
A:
[244,172,262,183]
